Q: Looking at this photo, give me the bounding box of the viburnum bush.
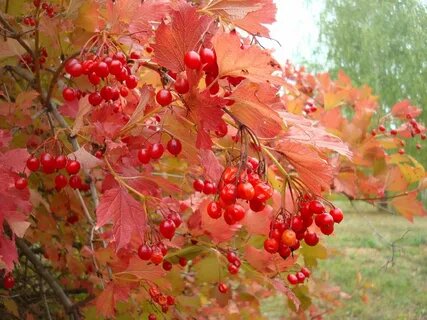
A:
[0,1,425,319]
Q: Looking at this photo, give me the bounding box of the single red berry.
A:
[264,238,279,253]
[88,92,102,106]
[27,157,40,171]
[287,274,298,285]
[69,175,82,189]
[315,213,334,229]
[170,213,182,228]
[174,76,190,94]
[309,200,325,215]
[184,51,201,69]
[156,89,172,106]
[120,86,129,97]
[67,62,83,77]
[66,160,81,175]
[228,263,239,275]
[55,155,67,169]
[301,267,311,278]
[62,87,76,101]
[220,183,237,204]
[215,122,228,137]
[162,260,172,271]
[138,244,152,260]
[237,182,255,200]
[199,48,216,65]
[179,257,187,267]
[223,167,238,184]
[40,153,55,173]
[390,129,398,135]
[330,208,344,223]
[126,75,138,89]
[137,148,151,164]
[149,143,164,159]
[193,179,204,192]
[100,86,113,101]
[203,181,216,195]
[55,174,67,190]
[321,224,334,235]
[148,314,157,320]
[249,199,266,212]
[226,251,238,264]
[109,60,122,75]
[253,183,273,202]
[166,138,182,156]
[166,295,175,305]
[304,231,319,246]
[225,204,245,222]
[218,282,228,294]
[291,216,305,233]
[207,201,222,219]
[15,177,28,190]
[33,0,41,7]
[296,272,306,283]
[95,150,103,159]
[95,61,109,77]
[159,219,176,240]
[88,72,100,85]
[398,148,405,155]
[378,125,386,132]
[3,274,15,289]
[278,243,291,259]
[130,52,140,59]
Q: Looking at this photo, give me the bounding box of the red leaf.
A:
[0,234,18,272]
[234,0,277,36]
[95,282,131,318]
[199,149,224,182]
[0,129,12,148]
[0,148,30,173]
[128,0,170,39]
[116,256,166,281]
[152,4,215,72]
[391,100,422,120]
[242,204,273,235]
[391,192,427,221]
[68,147,102,170]
[244,245,297,275]
[275,141,334,195]
[96,187,147,250]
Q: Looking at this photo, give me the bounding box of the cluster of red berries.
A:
[303,100,317,114]
[193,178,217,195]
[137,138,182,164]
[15,153,88,192]
[33,0,56,18]
[225,250,242,275]
[63,51,141,107]
[205,158,273,225]
[19,47,48,71]
[148,286,175,314]
[158,212,182,240]
[287,267,311,285]
[137,242,168,265]
[2,273,15,290]
[263,199,344,259]
[23,16,36,26]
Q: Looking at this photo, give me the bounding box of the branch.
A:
[15,238,80,319]
[0,13,35,59]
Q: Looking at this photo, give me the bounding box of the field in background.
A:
[262,204,427,319]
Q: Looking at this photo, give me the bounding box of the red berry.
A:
[321,224,334,235]
[398,148,405,155]
[287,274,298,285]
[148,314,157,320]
[278,243,291,259]
[378,125,386,132]
[40,153,55,173]
[199,48,216,65]
[137,148,151,164]
[62,87,76,101]
[315,213,334,229]
[309,200,325,215]
[220,183,237,204]
[203,181,216,195]
[193,179,204,192]
[166,295,175,305]
[421,133,426,140]
[264,238,279,253]
[100,86,113,101]
[291,216,305,233]
[301,267,311,278]
[33,0,41,7]
[95,61,109,77]
[228,263,239,274]
[281,229,297,247]
[151,250,163,264]
[138,244,152,260]
[126,75,138,89]
[149,143,164,159]
[179,257,187,267]
[162,260,172,271]
[226,251,237,264]
[3,274,15,289]
[249,199,266,212]
[66,160,81,175]
[207,201,222,219]
[159,219,176,240]
[27,157,40,171]
[174,76,190,94]
[55,174,67,190]
[215,122,228,137]
[304,231,319,246]
[296,271,306,283]
[54,155,67,169]
[88,92,102,106]
[130,52,140,59]
[225,204,245,222]
[120,86,128,97]
[88,72,100,85]
[218,282,228,294]
[166,138,182,156]
[237,182,255,200]
[223,167,237,184]
[390,129,397,135]
[253,183,273,201]
[156,89,172,106]
[184,51,201,69]
[109,60,122,75]
[170,213,182,228]
[69,175,82,189]
[67,62,83,77]
[223,209,236,225]
[330,208,344,223]
[15,177,28,190]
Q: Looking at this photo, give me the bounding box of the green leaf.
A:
[300,243,327,268]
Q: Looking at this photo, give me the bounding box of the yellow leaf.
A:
[324,92,342,110]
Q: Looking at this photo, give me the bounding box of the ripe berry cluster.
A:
[138,242,168,265]
[137,138,182,164]
[159,212,182,240]
[19,47,48,71]
[225,250,241,275]
[287,267,310,285]
[63,51,140,107]
[263,198,344,259]
[33,0,56,17]
[15,153,87,192]
[303,100,317,114]
[206,158,273,225]
[148,286,175,314]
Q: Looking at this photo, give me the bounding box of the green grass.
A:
[262,205,427,319]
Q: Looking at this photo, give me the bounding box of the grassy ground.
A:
[263,203,427,319]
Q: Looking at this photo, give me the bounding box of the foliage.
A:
[0,0,425,319]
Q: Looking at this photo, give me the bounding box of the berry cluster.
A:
[287,267,310,285]
[19,47,48,71]
[33,0,56,17]
[63,51,141,107]
[159,212,182,240]
[263,199,344,259]
[225,250,241,275]
[193,178,216,195]
[138,242,168,265]
[303,100,317,115]
[206,158,272,224]
[15,153,87,192]
[137,138,182,164]
[148,286,175,314]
